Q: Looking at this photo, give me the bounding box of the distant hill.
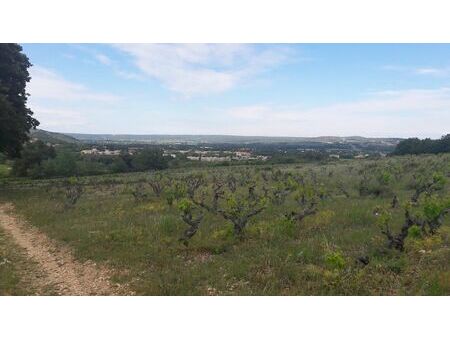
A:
[30,129,80,144]
[65,132,401,146]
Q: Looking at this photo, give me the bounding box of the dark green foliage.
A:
[131,149,168,171]
[0,44,39,157]
[11,146,169,178]
[42,150,78,177]
[408,225,422,239]
[11,140,56,177]
[393,134,450,155]
[110,157,129,173]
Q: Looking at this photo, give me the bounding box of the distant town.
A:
[30,129,397,165]
[77,145,382,161]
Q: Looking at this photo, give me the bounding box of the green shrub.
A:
[408,225,422,239]
[386,257,406,274]
[324,250,346,270]
[178,198,193,213]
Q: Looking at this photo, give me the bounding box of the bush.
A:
[408,225,422,239]
[324,250,346,270]
[12,140,56,177]
[12,144,170,179]
[131,149,168,171]
[41,150,78,177]
[385,257,407,274]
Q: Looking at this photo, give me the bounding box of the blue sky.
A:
[23,44,450,138]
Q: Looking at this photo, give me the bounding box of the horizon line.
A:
[40,129,410,140]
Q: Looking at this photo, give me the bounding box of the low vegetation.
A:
[0,228,39,295]
[1,153,448,295]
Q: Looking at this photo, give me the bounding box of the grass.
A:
[0,164,11,178]
[0,228,40,295]
[0,154,449,295]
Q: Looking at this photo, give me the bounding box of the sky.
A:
[22,43,450,138]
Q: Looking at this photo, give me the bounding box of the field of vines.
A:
[1,154,449,295]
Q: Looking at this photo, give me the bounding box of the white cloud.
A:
[94,53,113,66]
[227,105,273,119]
[114,69,143,80]
[29,106,88,131]
[114,44,292,96]
[414,67,450,76]
[28,66,120,102]
[383,64,450,77]
[223,88,450,137]
[26,66,121,133]
[74,46,144,81]
[309,88,450,115]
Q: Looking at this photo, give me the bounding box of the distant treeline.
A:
[11,141,169,179]
[393,134,450,155]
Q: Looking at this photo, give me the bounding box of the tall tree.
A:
[0,43,39,158]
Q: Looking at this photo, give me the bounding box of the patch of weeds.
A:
[195,244,228,255]
[324,249,346,270]
[408,225,422,239]
[385,256,407,274]
[422,272,449,295]
[274,218,297,238]
[211,226,234,241]
[159,216,178,236]
[294,246,316,264]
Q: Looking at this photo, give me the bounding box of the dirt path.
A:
[0,203,132,296]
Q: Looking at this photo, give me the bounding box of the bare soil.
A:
[0,203,132,296]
